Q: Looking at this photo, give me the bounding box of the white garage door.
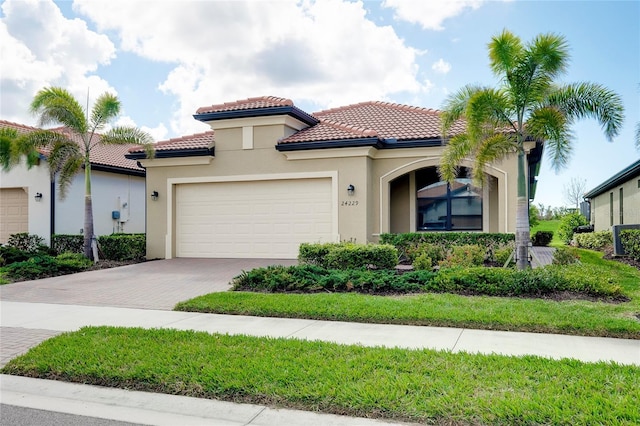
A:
[0,188,28,244]
[175,178,334,258]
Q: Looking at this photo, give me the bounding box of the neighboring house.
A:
[583,159,640,231]
[0,120,146,245]
[127,96,543,260]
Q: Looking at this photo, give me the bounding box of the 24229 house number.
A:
[341,200,359,206]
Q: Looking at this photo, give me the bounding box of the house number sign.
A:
[341,200,359,206]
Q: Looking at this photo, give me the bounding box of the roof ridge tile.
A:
[196,96,293,114]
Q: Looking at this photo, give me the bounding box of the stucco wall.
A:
[590,177,640,231]
[142,117,525,259]
[0,158,51,243]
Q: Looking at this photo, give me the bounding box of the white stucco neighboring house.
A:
[0,120,146,245]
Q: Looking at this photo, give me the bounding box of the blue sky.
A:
[1,0,638,209]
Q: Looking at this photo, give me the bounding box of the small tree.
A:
[2,87,155,260]
[563,177,587,209]
[440,30,623,269]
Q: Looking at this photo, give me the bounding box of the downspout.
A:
[50,178,55,246]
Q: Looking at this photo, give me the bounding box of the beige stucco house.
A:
[584,159,640,231]
[0,120,146,245]
[127,96,543,260]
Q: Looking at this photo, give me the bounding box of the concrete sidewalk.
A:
[1,300,639,425]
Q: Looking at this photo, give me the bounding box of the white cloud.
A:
[73,0,427,136]
[432,58,451,74]
[0,0,117,125]
[115,116,169,142]
[382,0,484,31]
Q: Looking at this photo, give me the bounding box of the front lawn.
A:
[531,219,563,246]
[3,326,638,425]
[176,248,640,339]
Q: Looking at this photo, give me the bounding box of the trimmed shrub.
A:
[406,243,446,266]
[494,246,514,266]
[381,232,514,263]
[532,231,553,247]
[438,245,486,269]
[231,264,623,299]
[620,229,640,260]
[552,247,580,265]
[299,243,398,270]
[557,213,588,244]
[52,234,84,254]
[6,233,45,252]
[412,253,432,271]
[98,234,146,261]
[574,231,613,251]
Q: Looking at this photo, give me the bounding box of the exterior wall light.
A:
[34,192,43,202]
[347,184,355,196]
[151,191,159,201]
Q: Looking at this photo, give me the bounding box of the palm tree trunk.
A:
[515,150,530,270]
[83,162,94,260]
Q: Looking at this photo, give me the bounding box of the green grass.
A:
[176,248,640,339]
[531,219,563,246]
[3,326,638,425]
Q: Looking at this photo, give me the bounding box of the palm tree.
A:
[440,30,624,270]
[10,87,154,259]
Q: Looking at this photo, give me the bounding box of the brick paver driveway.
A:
[0,258,296,310]
[0,258,295,366]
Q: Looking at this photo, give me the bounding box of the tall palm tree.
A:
[440,30,624,270]
[12,87,154,259]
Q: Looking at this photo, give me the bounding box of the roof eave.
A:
[125,147,215,160]
[584,159,640,199]
[194,106,319,127]
[276,138,382,152]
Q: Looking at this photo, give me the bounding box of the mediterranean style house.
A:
[127,96,543,259]
[0,120,146,245]
[584,159,640,231]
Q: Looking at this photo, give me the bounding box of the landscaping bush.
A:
[494,246,514,266]
[406,243,446,265]
[0,245,32,266]
[98,234,146,261]
[620,229,640,261]
[557,213,588,244]
[6,232,45,252]
[574,231,613,251]
[532,231,553,247]
[412,253,433,271]
[380,233,514,262]
[552,247,580,265]
[52,234,84,254]
[438,244,485,269]
[299,242,398,270]
[2,252,92,281]
[230,263,623,299]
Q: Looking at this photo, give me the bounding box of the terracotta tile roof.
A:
[196,96,293,115]
[0,120,143,172]
[128,130,214,154]
[280,101,465,145]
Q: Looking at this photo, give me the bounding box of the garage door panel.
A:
[0,188,29,244]
[176,178,334,258]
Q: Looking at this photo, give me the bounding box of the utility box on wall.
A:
[612,224,640,256]
[117,196,129,222]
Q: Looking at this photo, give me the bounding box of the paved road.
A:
[1,404,140,426]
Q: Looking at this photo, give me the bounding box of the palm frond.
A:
[30,87,88,134]
[473,133,517,185]
[439,133,472,183]
[56,154,84,199]
[90,93,121,132]
[47,140,83,187]
[0,127,21,170]
[440,84,486,134]
[548,83,624,141]
[488,29,523,77]
[526,33,569,79]
[100,126,155,158]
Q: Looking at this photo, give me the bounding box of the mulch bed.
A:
[602,246,640,271]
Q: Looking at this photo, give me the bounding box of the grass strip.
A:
[3,326,639,425]
[176,249,640,339]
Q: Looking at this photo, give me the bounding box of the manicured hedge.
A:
[620,230,640,260]
[98,234,146,261]
[231,264,623,299]
[298,242,398,270]
[574,231,612,251]
[52,234,84,254]
[532,231,553,247]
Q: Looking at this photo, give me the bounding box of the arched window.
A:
[416,168,482,231]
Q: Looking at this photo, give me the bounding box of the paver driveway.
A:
[0,258,296,366]
[0,258,296,310]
